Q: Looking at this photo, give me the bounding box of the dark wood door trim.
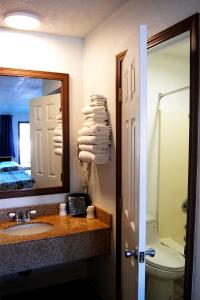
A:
[116,13,199,300]
[116,50,127,300]
[147,13,199,300]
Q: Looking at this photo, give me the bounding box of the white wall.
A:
[147,48,190,219]
[83,1,200,299]
[0,28,83,209]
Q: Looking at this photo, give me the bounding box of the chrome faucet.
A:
[8,209,37,222]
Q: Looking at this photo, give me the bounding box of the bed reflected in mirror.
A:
[0,68,69,198]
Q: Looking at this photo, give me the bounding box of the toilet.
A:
[146,214,185,300]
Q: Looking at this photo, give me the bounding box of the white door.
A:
[30,94,62,188]
[121,25,149,300]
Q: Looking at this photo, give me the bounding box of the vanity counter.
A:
[0,206,111,276]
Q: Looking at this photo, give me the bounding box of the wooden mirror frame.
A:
[0,67,70,199]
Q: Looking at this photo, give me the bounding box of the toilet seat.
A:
[146,243,185,272]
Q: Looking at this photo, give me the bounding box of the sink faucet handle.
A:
[8,212,16,219]
[29,209,37,216]
[27,209,37,220]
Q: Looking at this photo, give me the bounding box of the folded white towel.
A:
[78,135,111,145]
[84,112,108,120]
[79,151,110,164]
[79,144,110,154]
[90,94,106,100]
[56,113,62,121]
[89,100,106,107]
[84,120,107,127]
[78,125,111,136]
[84,116,108,123]
[53,142,63,148]
[82,106,106,115]
[56,119,62,124]
[54,129,63,136]
[53,136,63,142]
[55,148,62,156]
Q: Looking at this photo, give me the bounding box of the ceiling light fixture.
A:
[4,12,41,30]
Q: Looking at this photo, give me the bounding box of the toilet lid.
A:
[146,243,185,272]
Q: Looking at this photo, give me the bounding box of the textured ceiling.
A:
[0,0,128,37]
[0,76,43,114]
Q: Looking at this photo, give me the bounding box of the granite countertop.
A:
[0,204,112,276]
[0,214,111,245]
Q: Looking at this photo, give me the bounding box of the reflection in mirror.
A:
[0,76,63,192]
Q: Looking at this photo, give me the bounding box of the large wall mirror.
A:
[0,67,69,199]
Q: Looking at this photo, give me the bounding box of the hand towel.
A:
[53,142,63,148]
[53,136,63,142]
[54,129,63,136]
[79,151,110,164]
[82,106,106,115]
[78,125,111,136]
[79,144,110,154]
[84,112,108,120]
[84,116,108,123]
[55,148,62,156]
[78,135,111,145]
[84,120,107,127]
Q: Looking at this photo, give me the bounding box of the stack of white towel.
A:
[78,94,111,164]
[53,113,63,156]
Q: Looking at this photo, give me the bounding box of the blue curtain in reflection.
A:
[0,115,15,157]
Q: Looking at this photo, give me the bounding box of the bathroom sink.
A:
[2,222,54,236]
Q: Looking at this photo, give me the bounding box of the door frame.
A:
[116,13,199,300]
[116,49,127,300]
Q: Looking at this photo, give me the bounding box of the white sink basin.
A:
[2,223,54,236]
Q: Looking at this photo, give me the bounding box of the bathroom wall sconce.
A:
[4,12,41,30]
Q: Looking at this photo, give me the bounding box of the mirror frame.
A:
[0,67,69,199]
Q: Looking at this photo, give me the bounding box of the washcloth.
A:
[84,120,107,127]
[53,142,63,148]
[78,135,111,145]
[82,106,106,115]
[54,129,63,136]
[55,148,62,156]
[53,136,63,143]
[78,125,111,136]
[90,94,106,100]
[89,100,106,107]
[79,144,110,154]
[79,151,110,164]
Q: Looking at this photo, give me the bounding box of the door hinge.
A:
[119,88,122,102]
[139,252,145,263]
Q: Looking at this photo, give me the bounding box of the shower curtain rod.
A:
[159,85,190,99]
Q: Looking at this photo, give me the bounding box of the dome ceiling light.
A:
[4,12,41,30]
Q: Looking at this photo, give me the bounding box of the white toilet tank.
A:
[146,214,159,245]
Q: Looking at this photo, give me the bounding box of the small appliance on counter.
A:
[66,193,91,216]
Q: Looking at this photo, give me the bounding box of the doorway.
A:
[146,31,190,300]
[116,13,199,300]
